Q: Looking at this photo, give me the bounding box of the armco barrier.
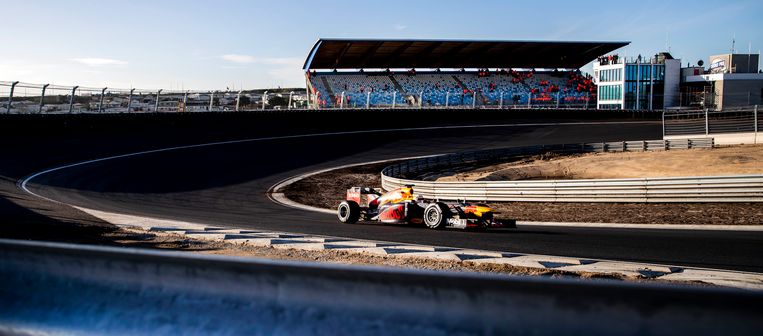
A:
[0,239,761,335]
[381,138,763,202]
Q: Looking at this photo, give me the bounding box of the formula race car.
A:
[336,185,516,230]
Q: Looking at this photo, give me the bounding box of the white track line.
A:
[516,221,763,231]
[14,120,762,289]
[20,120,652,200]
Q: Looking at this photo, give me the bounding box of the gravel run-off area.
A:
[281,146,762,225]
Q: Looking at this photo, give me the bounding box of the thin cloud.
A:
[394,24,407,31]
[221,54,257,63]
[71,58,128,66]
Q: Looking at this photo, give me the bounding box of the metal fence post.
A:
[499,91,503,109]
[704,108,709,135]
[68,86,79,114]
[419,91,423,108]
[585,92,590,109]
[472,91,476,109]
[7,81,19,114]
[39,84,49,114]
[340,91,345,109]
[754,105,758,144]
[154,89,162,113]
[366,91,370,109]
[288,91,294,110]
[445,91,449,108]
[182,91,189,112]
[527,93,532,108]
[392,91,396,109]
[126,88,135,113]
[556,91,560,108]
[209,91,216,111]
[661,110,666,138]
[99,87,107,113]
[262,91,268,110]
[235,90,242,112]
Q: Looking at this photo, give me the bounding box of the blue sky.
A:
[2,0,761,89]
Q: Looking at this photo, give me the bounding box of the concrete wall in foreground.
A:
[0,239,761,335]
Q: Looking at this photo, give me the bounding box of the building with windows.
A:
[302,39,629,109]
[593,52,681,110]
[680,53,762,110]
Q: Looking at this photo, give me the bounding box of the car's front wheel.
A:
[337,200,360,224]
[423,203,448,229]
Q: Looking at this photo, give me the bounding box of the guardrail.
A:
[663,106,759,136]
[0,239,760,335]
[381,138,763,203]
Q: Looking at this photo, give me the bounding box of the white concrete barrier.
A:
[0,239,761,335]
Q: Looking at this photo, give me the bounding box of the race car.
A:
[336,185,516,230]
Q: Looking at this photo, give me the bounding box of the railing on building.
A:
[312,89,597,110]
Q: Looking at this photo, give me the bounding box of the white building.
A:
[593,52,681,110]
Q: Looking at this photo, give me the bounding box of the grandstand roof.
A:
[303,38,629,70]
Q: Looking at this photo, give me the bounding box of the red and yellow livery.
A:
[337,186,516,230]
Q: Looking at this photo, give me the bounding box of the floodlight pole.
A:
[99,87,107,113]
[6,81,19,114]
[649,64,654,110]
[635,58,641,110]
[39,84,49,114]
[68,86,79,114]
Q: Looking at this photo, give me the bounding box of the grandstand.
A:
[303,39,629,109]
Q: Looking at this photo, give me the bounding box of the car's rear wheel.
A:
[337,201,360,224]
[423,203,448,229]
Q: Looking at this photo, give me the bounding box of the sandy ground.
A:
[281,149,762,225]
[127,228,699,285]
[436,145,763,182]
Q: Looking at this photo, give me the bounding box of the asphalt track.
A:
[24,120,763,272]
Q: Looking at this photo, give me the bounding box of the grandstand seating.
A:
[307,70,596,108]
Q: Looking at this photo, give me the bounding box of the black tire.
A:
[337,201,360,224]
[423,203,449,229]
